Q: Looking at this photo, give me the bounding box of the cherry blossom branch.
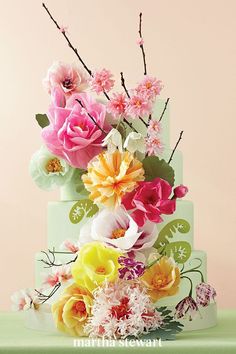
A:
[39,249,78,268]
[35,282,61,304]
[120,72,148,128]
[138,13,147,75]
[168,130,183,164]
[158,98,170,122]
[75,99,107,134]
[42,3,110,101]
[42,3,92,76]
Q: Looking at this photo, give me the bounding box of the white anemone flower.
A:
[124,132,145,153]
[79,207,157,252]
[102,128,123,153]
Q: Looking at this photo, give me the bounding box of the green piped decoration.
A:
[69,199,99,224]
[154,219,190,251]
[164,241,191,264]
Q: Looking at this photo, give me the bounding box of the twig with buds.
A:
[168,130,183,164]
[158,98,170,122]
[138,13,147,75]
[35,282,61,304]
[39,249,78,268]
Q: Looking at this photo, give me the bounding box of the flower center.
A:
[111,297,130,320]
[95,266,106,274]
[112,228,126,239]
[62,77,73,89]
[45,158,63,173]
[135,99,142,107]
[152,274,168,289]
[72,300,86,315]
[145,82,152,89]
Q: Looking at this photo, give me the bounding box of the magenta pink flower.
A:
[90,68,115,94]
[43,61,88,97]
[122,178,176,227]
[136,76,163,101]
[42,89,110,169]
[106,92,127,118]
[125,93,152,118]
[145,135,164,156]
[173,185,189,199]
[118,257,145,280]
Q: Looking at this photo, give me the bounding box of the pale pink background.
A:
[0,0,235,310]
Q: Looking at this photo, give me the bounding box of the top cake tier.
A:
[60,99,184,201]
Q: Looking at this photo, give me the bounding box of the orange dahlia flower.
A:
[82,150,145,207]
[141,256,180,302]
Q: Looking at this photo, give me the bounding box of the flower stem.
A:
[138,13,147,75]
[146,255,162,269]
[42,3,92,76]
[158,98,170,122]
[181,269,205,283]
[181,275,193,297]
[75,99,107,134]
[168,130,184,164]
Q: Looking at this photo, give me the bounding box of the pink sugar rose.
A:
[122,177,176,227]
[173,185,189,199]
[90,68,115,94]
[42,88,110,169]
[43,61,88,97]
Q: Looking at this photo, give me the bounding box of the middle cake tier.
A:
[47,199,194,250]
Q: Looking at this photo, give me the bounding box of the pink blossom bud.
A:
[174,185,188,199]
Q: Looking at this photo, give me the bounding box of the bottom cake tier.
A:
[32,249,217,333]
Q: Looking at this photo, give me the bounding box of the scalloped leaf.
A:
[154,219,190,251]
[142,156,175,186]
[131,306,183,341]
[164,241,192,264]
[69,199,98,224]
[35,113,50,128]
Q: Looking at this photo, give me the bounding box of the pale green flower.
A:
[29,146,74,191]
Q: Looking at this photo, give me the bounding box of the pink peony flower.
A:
[173,185,189,199]
[43,61,88,97]
[106,92,127,118]
[125,93,152,118]
[90,68,115,94]
[145,135,164,156]
[136,76,163,101]
[122,177,176,227]
[42,89,110,169]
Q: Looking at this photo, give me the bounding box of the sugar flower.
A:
[42,265,72,288]
[125,93,152,118]
[124,132,146,154]
[11,289,39,311]
[141,256,180,302]
[43,61,88,96]
[173,185,189,199]
[196,283,216,307]
[102,128,123,153]
[79,207,157,252]
[29,146,74,191]
[52,283,93,336]
[71,242,122,292]
[118,257,145,280]
[136,76,163,101]
[175,296,199,321]
[106,92,127,118]
[145,135,164,156]
[82,150,145,208]
[42,90,110,169]
[90,68,115,94]
[60,239,79,253]
[84,280,163,339]
[147,119,162,136]
[122,177,176,227]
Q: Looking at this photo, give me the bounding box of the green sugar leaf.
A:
[69,199,98,224]
[164,241,192,264]
[142,156,175,186]
[154,219,190,251]
[35,113,50,128]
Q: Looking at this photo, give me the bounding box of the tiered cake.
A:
[12,4,217,340]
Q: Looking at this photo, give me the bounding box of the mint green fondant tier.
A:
[156,250,207,307]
